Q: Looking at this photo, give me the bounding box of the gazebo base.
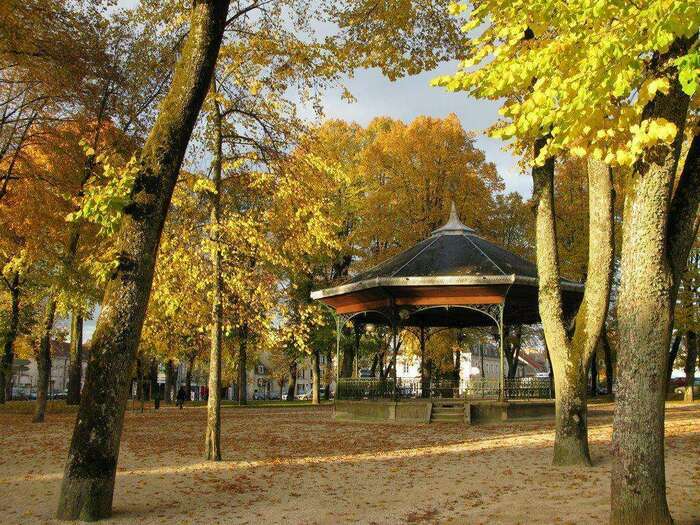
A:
[333,399,554,425]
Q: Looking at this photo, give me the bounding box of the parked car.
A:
[268,391,281,400]
[674,378,700,398]
[297,391,312,400]
[253,391,266,400]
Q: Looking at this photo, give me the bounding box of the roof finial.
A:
[431,200,475,236]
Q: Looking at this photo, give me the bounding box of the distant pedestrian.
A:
[176,386,187,409]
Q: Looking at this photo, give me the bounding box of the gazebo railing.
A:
[336,377,553,401]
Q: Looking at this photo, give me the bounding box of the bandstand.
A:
[311,203,583,423]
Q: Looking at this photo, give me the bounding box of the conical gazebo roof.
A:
[311,203,583,328]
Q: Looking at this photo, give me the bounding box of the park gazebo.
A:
[311,203,584,406]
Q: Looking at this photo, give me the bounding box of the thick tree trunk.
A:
[56,3,228,518]
[311,348,320,405]
[33,299,57,423]
[684,331,697,402]
[610,45,693,525]
[286,361,297,401]
[237,325,248,406]
[532,151,613,466]
[552,362,591,465]
[66,313,83,405]
[205,79,225,460]
[0,273,20,403]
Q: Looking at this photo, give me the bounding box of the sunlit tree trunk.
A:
[66,312,83,405]
[205,77,225,460]
[610,47,697,525]
[56,3,229,519]
[532,151,614,466]
[33,299,57,423]
[0,273,20,403]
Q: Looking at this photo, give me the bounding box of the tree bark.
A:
[286,361,297,401]
[56,3,229,518]
[205,76,225,460]
[311,348,320,405]
[185,353,195,400]
[66,312,83,405]
[33,299,57,423]
[505,325,522,379]
[0,273,20,403]
[341,340,354,378]
[610,42,694,525]
[684,331,697,402]
[237,325,248,406]
[532,150,614,466]
[149,358,160,409]
[602,329,614,395]
[666,332,682,391]
[590,352,598,397]
[165,359,175,404]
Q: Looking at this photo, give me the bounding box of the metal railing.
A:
[336,377,553,401]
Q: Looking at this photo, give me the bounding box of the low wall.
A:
[333,399,555,424]
[469,400,555,423]
[334,400,431,423]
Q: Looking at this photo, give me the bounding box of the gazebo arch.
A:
[312,202,583,401]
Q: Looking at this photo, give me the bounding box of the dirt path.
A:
[1,402,699,524]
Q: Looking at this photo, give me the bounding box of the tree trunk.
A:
[666,332,682,391]
[610,44,693,525]
[205,77,225,461]
[237,325,248,406]
[0,273,20,403]
[324,349,332,400]
[590,352,598,397]
[150,358,160,409]
[552,362,591,465]
[311,348,320,405]
[505,325,522,380]
[286,361,297,401]
[66,313,83,405]
[684,331,697,402]
[186,353,195,400]
[602,330,614,395]
[33,299,57,423]
[341,341,354,378]
[56,1,228,519]
[532,151,614,467]
[164,359,175,404]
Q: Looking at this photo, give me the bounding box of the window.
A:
[320,355,326,365]
[256,364,265,375]
[403,363,410,374]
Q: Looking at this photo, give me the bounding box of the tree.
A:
[55,1,230,519]
[434,1,699,521]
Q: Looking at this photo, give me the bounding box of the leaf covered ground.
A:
[0,402,698,524]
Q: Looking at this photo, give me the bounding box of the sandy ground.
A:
[0,402,699,525]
